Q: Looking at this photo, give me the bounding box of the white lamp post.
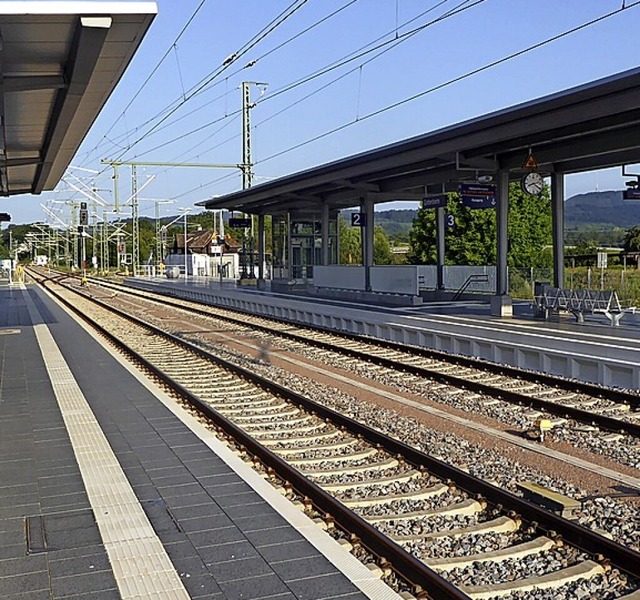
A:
[178,207,192,278]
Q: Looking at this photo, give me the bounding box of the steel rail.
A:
[74,273,640,435]
[62,271,640,407]
[33,273,468,600]
[35,272,640,581]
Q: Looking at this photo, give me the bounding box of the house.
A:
[165,229,241,278]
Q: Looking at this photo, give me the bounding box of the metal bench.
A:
[534,286,636,326]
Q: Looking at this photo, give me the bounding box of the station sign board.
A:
[597,252,608,269]
[422,194,448,209]
[459,183,497,209]
[351,212,367,227]
[229,217,252,228]
[623,188,640,200]
[0,212,10,222]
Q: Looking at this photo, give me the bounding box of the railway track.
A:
[41,271,640,467]
[28,269,640,599]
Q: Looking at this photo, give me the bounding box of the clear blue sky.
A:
[5,0,640,224]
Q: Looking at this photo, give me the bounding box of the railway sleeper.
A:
[213,385,262,396]
[257,429,342,446]
[249,421,326,435]
[545,393,578,401]
[394,515,520,542]
[341,482,449,507]
[427,535,557,572]
[220,400,290,415]
[215,393,279,405]
[366,498,484,523]
[268,439,359,457]
[322,469,422,492]
[202,396,275,409]
[499,383,538,392]
[284,447,377,466]
[600,432,625,442]
[240,415,315,429]
[460,559,605,599]
[226,407,302,421]
[561,398,599,408]
[304,456,399,476]
[597,403,631,413]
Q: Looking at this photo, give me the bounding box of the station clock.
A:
[521,171,544,196]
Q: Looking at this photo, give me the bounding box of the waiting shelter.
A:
[199,67,640,315]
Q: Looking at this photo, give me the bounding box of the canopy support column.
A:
[436,207,445,291]
[491,170,512,316]
[551,173,565,288]
[361,196,375,292]
[321,201,330,266]
[257,213,266,287]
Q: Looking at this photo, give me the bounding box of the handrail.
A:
[451,273,489,301]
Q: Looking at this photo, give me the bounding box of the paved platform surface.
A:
[0,284,394,600]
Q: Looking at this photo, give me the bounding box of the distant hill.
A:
[364,191,640,238]
[372,209,417,236]
[564,190,640,229]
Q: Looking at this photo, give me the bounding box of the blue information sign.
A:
[459,183,497,209]
[422,194,448,209]
[229,218,252,228]
[461,196,497,209]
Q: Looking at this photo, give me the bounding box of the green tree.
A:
[407,183,552,267]
[407,195,496,265]
[623,225,640,252]
[373,226,393,265]
[338,214,361,264]
[507,184,552,268]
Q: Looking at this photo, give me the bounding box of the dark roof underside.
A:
[199,67,640,215]
[0,2,156,196]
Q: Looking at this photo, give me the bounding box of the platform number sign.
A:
[446,214,455,229]
[351,212,367,227]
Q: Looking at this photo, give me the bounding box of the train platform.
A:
[124,276,640,390]
[0,284,398,600]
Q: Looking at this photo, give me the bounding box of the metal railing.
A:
[452,273,489,301]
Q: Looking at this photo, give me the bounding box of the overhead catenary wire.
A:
[154,2,492,200]
[254,0,640,169]
[252,0,481,132]
[79,0,211,163]
[76,0,312,172]
[79,0,459,170]
[108,0,479,166]
[105,0,311,165]
[75,1,640,213]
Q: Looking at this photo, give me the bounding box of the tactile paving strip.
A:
[29,317,190,600]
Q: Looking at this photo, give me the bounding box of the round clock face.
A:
[521,171,544,195]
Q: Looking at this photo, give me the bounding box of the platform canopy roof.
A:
[199,67,640,216]
[0,1,157,196]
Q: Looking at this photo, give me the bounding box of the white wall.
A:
[314,266,365,290]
